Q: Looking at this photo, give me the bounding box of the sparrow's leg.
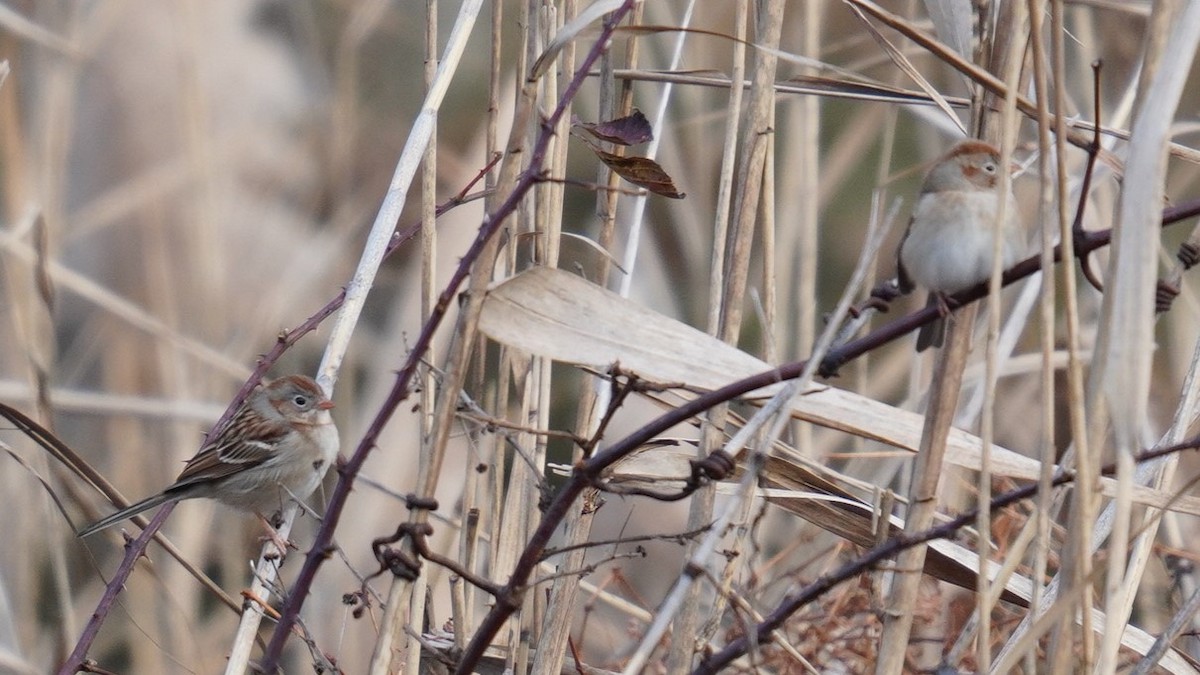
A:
[932,291,952,317]
[255,512,295,554]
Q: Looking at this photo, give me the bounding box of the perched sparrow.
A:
[897,139,1024,350]
[78,375,339,538]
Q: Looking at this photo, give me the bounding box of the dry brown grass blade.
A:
[845,0,1200,164]
[843,2,965,135]
[0,403,240,613]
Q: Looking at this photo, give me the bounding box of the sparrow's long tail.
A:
[77,492,176,537]
[915,294,947,352]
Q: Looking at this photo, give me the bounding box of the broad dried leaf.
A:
[608,444,1032,607]
[480,267,776,392]
[574,109,653,146]
[592,148,685,199]
[478,267,1200,517]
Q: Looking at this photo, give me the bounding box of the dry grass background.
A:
[1,0,1200,673]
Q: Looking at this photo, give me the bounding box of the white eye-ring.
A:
[293,394,310,407]
[982,161,998,174]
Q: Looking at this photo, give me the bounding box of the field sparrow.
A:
[78,375,339,538]
[897,139,1024,350]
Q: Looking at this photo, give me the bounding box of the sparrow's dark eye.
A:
[292,394,310,407]
[982,161,998,174]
